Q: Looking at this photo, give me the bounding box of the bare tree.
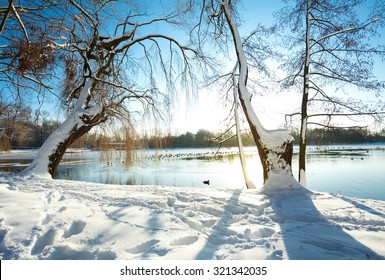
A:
[0,0,205,177]
[277,0,385,185]
[194,0,299,190]
[0,96,33,146]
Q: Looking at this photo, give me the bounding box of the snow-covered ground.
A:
[1,173,385,260]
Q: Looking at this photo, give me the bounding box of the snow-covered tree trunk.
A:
[22,79,106,178]
[222,0,299,191]
[298,2,311,186]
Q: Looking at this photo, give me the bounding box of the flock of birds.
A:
[101,147,375,187]
[103,149,251,186]
[142,149,249,161]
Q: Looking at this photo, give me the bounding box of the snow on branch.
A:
[221,0,291,143]
[309,18,381,49]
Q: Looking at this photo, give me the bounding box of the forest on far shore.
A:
[140,127,385,149]
[2,106,385,151]
[1,102,384,151]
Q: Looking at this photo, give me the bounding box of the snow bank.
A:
[261,173,304,194]
[1,174,385,260]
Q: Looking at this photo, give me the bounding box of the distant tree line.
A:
[0,100,60,151]
[142,128,385,149]
[1,100,384,152]
[291,128,385,145]
[140,129,256,149]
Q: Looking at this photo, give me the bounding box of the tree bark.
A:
[46,121,94,177]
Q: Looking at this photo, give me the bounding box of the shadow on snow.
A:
[269,188,384,260]
[335,195,385,220]
[195,190,243,260]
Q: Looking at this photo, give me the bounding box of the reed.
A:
[0,134,11,151]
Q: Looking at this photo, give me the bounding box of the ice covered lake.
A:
[49,145,385,201]
[1,144,384,201]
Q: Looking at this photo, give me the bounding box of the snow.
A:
[1,173,385,260]
[300,169,307,186]
[262,173,303,193]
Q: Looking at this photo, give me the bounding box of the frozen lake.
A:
[1,145,385,201]
[52,145,385,201]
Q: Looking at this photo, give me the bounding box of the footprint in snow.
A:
[45,191,59,204]
[42,214,54,225]
[167,196,176,207]
[268,250,284,260]
[63,220,87,238]
[31,228,56,255]
[58,206,67,213]
[170,235,199,246]
[125,239,160,254]
[124,239,169,256]
[244,227,276,239]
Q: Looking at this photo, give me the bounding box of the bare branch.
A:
[0,0,13,34]
[310,18,380,49]
[68,0,97,28]
[11,2,29,42]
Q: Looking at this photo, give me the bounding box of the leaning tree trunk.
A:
[222,0,299,191]
[22,79,106,178]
